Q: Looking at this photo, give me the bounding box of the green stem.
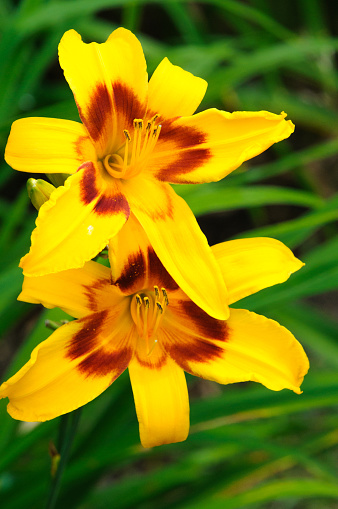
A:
[45,408,82,509]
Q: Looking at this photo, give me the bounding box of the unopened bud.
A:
[46,173,70,187]
[27,178,55,210]
[48,441,60,477]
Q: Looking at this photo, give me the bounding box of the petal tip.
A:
[59,29,82,49]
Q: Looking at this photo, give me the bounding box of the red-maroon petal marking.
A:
[159,118,207,148]
[74,135,92,157]
[147,248,179,291]
[114,250,146,293]
[168,338,224,373]
[78,347,133,379]
[113,81,146,129]
[157,148,211,183]
[177,300,228,341]
[135,351,167,370]
[79,161,99,204]
[154,119,211,182]
[67,310,109,360]
[94,193,130,216]
[82,278,111,313]
[77,82,113,142]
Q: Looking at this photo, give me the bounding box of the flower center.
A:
[130,285,169,355]
[103,115,161,180]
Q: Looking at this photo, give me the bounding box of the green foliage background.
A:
[0,0,337,508]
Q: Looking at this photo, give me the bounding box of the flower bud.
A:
[27,178,55,210]
[45,173,70,187]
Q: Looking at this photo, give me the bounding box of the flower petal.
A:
[168,307,309,393]
[128,352,189,447]
[148,57,207,118]
[0,307,134,421]
[19,261,121,319]
[123,176,229,320]
[58,28,148,157]
[149,110,294,184]
[212,237,304,305]
[20,162,130,277]
[109,213,180,296]
[5,117,95,174]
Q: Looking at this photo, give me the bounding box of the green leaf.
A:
[178,185,323,216]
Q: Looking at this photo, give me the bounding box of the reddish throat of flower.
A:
[130,285,169,356]
[103,114,161,180]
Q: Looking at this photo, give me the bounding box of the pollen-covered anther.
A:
[161,288,169,305]
[103,114,161,180]
[130,285,168,355]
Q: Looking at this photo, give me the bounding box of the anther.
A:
[135,294,141,306]
[133,119,143,129]
[154,285,160,298]
[144,296,150,308]
[156,302,164,314]
[123,130,131,141]
[161,288,169,305]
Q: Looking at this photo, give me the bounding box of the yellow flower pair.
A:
[0,28,309,447]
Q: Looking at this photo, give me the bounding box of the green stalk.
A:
[45,408,82,509]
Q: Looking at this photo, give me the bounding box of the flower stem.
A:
[45,408,82,509]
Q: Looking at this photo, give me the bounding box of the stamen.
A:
[161,288,169,305]
[151,302,164,340]
[123,130,130,173]
[143,296,150,339]
[104,114,161,179]
[147,124,162,156]
[135,294,142,336]
[130,284,168,355]
[123,130,131,141]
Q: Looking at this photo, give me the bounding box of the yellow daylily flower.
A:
[0,217,309,448]
[5,28,294,320]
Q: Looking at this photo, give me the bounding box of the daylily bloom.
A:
[0,218,309,448]
[5,28,294,319]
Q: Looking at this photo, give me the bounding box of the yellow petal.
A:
[123,176,229,320]
[148,57,207,118]
[19,261,121,319]
[0,307,134,421]
[108,213,149,294]
[58,28,148,157]
[5,117,95,174]
[162,295,228,368]
[109,213,181,296]
[212,237,304,305]
[128,351,189,447]
[169,308,309,394]
[148,110,294,183]
[20,162,130,277]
